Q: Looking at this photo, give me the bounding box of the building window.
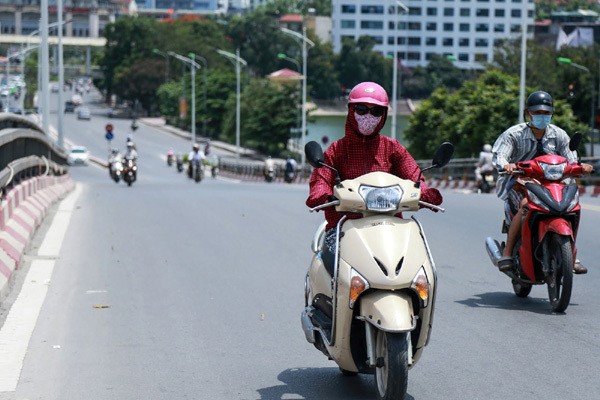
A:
[361,20,384,29]
[458,38,469,46]
[476,8,489,17]
[425,53,436,60]
[408,7,422,16]
[426,22,437,31]
[495,9,505,17]
[341,5,356,13]
[458,53,468,61]
[373,36,383,44]
[397,21,407,30]
[407,52,420,61]
[425,37,437,45]
[494,24,504,32]
[475,23,489,32]
[443,38,454,46]
[511,9,521,17]
[475,38,488,47]
[459,23,469,32]
[443,8,454,16]
[361,5,384,14]
[341,20,355,29]
[427,7,437,16]
[460,8,470,16]
[388,21,395,30]
[443,23,453,31]
[510,24,521,33]
[341,35,355,42]
[475,53,488,62]
[408,22,421,30]
[398,37,407,45]
[388,36,395,45]
[408,37,421,45]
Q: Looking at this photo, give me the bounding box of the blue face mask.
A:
[531,114,552,130]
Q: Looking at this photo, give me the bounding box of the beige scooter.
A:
[301,141,454,400]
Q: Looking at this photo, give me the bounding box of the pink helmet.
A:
[348,82,389,107]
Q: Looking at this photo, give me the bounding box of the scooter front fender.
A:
[358,291,416,332]
[538,218,573,242]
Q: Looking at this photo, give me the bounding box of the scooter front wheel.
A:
[547,234,573,313]
[375,330,408,400]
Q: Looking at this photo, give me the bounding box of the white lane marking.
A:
[0,260,54,391]
[37,184,82,258]
[0,184,82,392]
[581,202,600,212]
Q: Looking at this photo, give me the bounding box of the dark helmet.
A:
[526,91,554,113]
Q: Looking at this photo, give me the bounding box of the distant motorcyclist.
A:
[264,156,275,182]
[188,143,205,178]
[284,156,298,183]
[475,144,494,190]
[108,148,123,177]
[204,140,211,156]
[124,141,138,161]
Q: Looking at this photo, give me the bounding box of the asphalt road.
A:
[1,91,600,400]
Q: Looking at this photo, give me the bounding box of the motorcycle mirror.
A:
[432,142,455,168]
[305,141,324,168]
[569,132,583,152]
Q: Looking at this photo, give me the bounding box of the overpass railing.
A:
[0,113,69,195]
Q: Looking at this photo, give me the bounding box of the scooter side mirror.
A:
[569,132,583,152]
[305,141,324,168]
[431,142,455,168]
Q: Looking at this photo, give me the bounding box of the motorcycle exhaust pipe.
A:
[485,237,502,267]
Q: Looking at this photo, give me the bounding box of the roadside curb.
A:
[0,175,75,300]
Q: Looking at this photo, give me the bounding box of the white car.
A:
[76,106,91,120]
[67,146,90,166]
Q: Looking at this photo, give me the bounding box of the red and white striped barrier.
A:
[0,175,74,298]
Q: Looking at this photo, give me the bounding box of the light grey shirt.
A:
[492,123,577,200]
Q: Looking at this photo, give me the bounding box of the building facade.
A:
[331,0,535,69]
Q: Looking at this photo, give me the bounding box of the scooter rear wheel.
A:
[547,234,573,313]
[374,330,408,400]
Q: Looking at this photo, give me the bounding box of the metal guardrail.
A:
[218,155,600,185]
[0,114,70,196]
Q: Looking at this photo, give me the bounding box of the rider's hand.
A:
[581,163,594,175]
[503,163,518,174]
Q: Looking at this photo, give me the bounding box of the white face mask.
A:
[354,112,382,135]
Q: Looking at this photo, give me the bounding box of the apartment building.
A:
[331,0,535,69]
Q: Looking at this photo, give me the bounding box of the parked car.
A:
[77,106,91,120]
[67,146,89,166]
[64,101,75,113]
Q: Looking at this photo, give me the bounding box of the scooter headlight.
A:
[539,162,566,181]
[349,269,370,309]
[358,185,402,212]
[411,267,430,307]
[526,189,550,211]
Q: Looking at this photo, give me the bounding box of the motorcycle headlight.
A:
[526,189,550,211]
[411,267,430,307]
[349,269,370,309]
[539,162,566,181]
[358,185,402,212]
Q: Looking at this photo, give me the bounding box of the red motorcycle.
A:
[485,133,585,313]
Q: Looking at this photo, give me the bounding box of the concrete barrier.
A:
[0,174,74,300]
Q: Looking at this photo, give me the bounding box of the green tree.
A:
[113,58,165,113]
[221,79,298,155]
[404,70,587,158]
[402,54,470,99]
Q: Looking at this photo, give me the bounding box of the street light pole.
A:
[168,51,200,144]
[40,0,50,136]
[216,48,247,159]
[281,27,314,166]
[391,0,408,141]
[57,0,64,148]
[190,54,208,137]
[557,57,595,156]
[277,52,302,135]
[152,48,170,83]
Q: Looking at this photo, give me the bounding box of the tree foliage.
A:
[404,70,587,159]
[221,79,299,155]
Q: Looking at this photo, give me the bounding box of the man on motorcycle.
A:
[108,148,123,176]
[188,143,205,178]
[124,141,138,161]
[306,81,442,273]
[475,144,494,191]
[493,90,594,274]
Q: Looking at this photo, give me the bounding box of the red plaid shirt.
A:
[306,110,442,230]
